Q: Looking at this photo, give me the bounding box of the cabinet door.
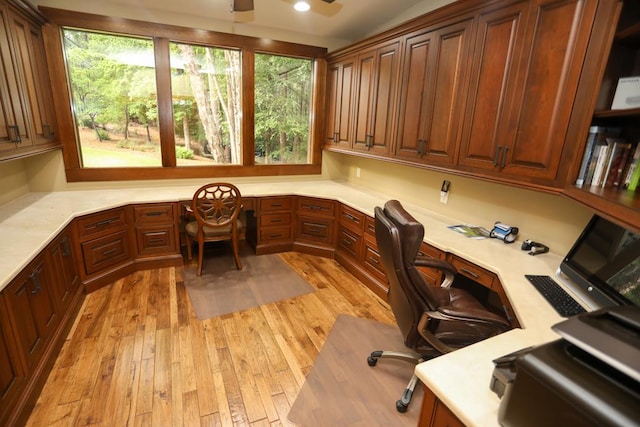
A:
[325,55,355,148]
[458,1,529,172]
[499,0,598,180]
[4,257,59,372]
[49,230,80,313]
[0,294,25,426]
[352,40,400,156]
[8,9,56,147]
[395,19,472,166]
[0,6,29,151]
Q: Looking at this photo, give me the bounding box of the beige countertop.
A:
[0,178,587,426]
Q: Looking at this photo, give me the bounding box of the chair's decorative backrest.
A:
[375,200,440,349]
[192,183,242,229]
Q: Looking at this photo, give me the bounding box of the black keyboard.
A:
[524,275,586,317]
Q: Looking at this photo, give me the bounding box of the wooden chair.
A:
[185,183,243,276]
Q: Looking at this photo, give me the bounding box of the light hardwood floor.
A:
[27,251,395,426]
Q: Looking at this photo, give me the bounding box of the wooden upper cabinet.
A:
[496,0,598,182]
[458,0,529,172]
[395,18,473,166]
[0,5,29,152]
[351,39,401,156]
[0,0,57,160]
[325,54,355,149]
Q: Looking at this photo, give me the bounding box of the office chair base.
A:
[367,350,424,412]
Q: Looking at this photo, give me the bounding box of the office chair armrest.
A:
[414,257,457,288]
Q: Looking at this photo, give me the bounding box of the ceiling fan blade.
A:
[233,0,254,12]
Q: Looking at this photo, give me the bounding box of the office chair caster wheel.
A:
[367,351,382,366]
[396,400,408,413]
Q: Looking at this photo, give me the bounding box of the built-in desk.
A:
[0,179,583,426]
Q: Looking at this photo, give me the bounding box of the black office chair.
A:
[368,200,511,412]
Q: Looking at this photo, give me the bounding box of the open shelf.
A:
[563,185,640,233]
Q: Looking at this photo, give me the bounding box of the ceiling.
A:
[32,0,453,49]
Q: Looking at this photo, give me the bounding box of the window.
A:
[63,30,160,168]
[170,42,242,166]
[254,53,313,165]
[43,8,326,181]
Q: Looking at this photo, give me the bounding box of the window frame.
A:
[41,7,327,181]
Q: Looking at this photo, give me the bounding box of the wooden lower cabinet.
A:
[419,384,465,427]
[48,227,80,314]
[250,196,294,254]
[0,294,26,427]
[447,254,520,328]
[0,238,85,425]
[3,254,59,373]
[293,197,337,257]
[130,203,182,270]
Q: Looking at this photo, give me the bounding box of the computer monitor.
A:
[557,215,640,309]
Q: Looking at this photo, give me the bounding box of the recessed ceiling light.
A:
[294,1,311,12]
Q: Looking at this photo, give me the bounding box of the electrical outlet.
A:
[356,167,361,178]
[440,180,450,204]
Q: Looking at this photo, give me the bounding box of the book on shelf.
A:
[622,144,640,188]
[628,149,640,191]
[602,140,632,188]
[576,126,620,187]
[590,143,612,187]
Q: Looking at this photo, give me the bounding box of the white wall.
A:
[0,159,30,206]
[322,151,593,256]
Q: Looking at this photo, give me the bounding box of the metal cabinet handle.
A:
[145,211,163,217]
[501,146,509,169]
[493,145,502,166]
[95,218,116,227]
[8,125,21,143]
[43,124,53,139]
[61,236,71,257]
[417,139,427,155]
[333,132,339,143]
[102,248,118,256]
[365,135,373,149]
[29,268,43,294]
[460,267,479,279]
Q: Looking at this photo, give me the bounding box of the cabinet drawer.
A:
[260,213,292,227]
[340,205,364,232]
[81,230,131,275]
[417,242,445,286]
[296,215,335,244]
[76,208,127,239]
[136,225,176,257]
[362,240,387,281]
[259,227,292,243]
[259,197,292,212]
[133,203,175,225]
[337,225,362,259]
[297,197,336,217]
[448,255,496,288]
[364,215,377,236]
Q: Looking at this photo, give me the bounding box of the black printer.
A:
[490,306,640,427]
